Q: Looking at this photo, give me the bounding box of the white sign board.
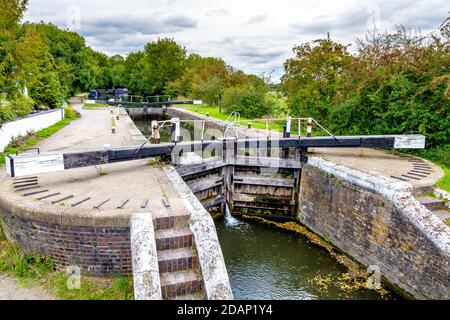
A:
[394,135,426,149]
[11,154,65,177]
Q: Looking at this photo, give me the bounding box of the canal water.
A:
[132,114,397,300]
[216,208,396,300]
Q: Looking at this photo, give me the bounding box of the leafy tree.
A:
[329,25,449,148]
[220,85,272,118]
[143,38,186,95]
[110,55,126,88]
[282,35,352,123]
[194,76,225,106]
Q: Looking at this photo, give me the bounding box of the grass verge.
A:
[180,104,285,132]
[83,103,107,109]
[0,222,133,300]
[0,107,80,166]
[410,144,450,192]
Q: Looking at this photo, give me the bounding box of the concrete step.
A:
[418,197,446,211]
[160,270,203,299]
[158,247,199,273]
[153,214,190,231]
[155,227,193,250]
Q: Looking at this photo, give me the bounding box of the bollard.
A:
[206,112,209,117]
[248,122,251,129]
[307,118,312,137]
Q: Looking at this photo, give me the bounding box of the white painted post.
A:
[285,116,291,138]
[171,117,181,142]
[201,121,205,142]
[307,118,312,137]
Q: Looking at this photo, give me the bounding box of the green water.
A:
[215,211,398,300]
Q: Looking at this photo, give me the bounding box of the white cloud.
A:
[23,0,448,82]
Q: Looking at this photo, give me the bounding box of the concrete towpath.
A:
[37,97,146,152]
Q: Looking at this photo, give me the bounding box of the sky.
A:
[23,0,448,82]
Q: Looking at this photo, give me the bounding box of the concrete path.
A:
[37,97,146,152]
[310,147,443,192]
[0,274,56,300]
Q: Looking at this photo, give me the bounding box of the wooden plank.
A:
[176,158,225,177]
[188,179,223,193]
[141,198,149,208]
[51,195,74,204]
[202,196,225,209]
[94,198,110,209]
[71,197,91,207]
[36,192,60,200]
[233,176,294,187]
[117,199,129,209]
[23,189,49,196]
[14,182,38,188]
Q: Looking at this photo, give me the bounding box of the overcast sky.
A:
[23,0,448,82]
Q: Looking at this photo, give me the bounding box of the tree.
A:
[109,55,126,87]
[282,35,352,123]
[194,76,225,106]
[0,0,29,98]
[220,85,272,118]
[143,38,186,95]
[328,25,450,148]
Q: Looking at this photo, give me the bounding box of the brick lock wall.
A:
[1,214,132,277]
[299,164,449,299]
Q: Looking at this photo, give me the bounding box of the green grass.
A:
[0,107,79,166]
[83,103,107,109]
[410,144,450,192]
[436,166,450,192]
[180,104,285,132]
[0,222,133,300]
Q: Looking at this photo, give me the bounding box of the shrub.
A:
[220,85,272,118]
[11,95,35,117]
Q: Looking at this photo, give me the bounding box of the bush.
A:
[0,95,34,124]
[220,86,272,118]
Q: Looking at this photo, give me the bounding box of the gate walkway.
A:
[171,107,443,191]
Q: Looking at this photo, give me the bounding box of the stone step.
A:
[172,293,204,300]
[158,247,199,273]
[160,270,203,299]
[433,210,450,223]
[418,197,446,211]
[155,227,194,250]
[153,213,190,231]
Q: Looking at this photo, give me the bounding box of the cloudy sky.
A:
[23,0,448,82]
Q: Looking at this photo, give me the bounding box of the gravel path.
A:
[0,274,56,300]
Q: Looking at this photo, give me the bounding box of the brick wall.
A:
[1,214,131,277]
[299,163,450,299]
